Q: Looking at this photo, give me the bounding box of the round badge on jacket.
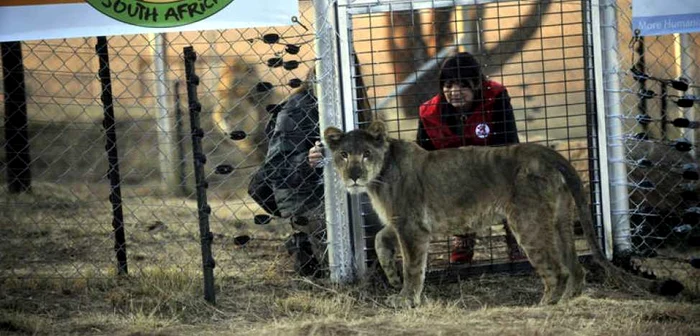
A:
[475,123,491,139]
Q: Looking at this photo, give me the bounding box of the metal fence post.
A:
[581,0,607,251]
[183,47,216,304]
[1,41,32,194]
[314,0,355,283]
[597,0,631,257]
[95,36,128,275]
[153,33,177,192]
[183,46,216,304]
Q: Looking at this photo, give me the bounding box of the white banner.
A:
[632,0,700,36]
[0,0,299,42]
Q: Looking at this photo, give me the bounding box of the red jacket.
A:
[419,80,506,149]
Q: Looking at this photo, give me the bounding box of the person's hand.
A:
[308,141,325,168]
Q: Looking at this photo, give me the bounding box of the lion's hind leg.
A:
[509,216,568,304]
[555,192,586,302]
[508,177,569,305]
[375,226,401,289]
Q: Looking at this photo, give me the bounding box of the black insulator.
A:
[190,101,202,113]
[636,158,653,168]
[256,82,274,92]
[690,258,700,269]
[262,33,280,44]
[634,132,650,140]
[292,216,309,226]
[682,207,700,224]
[677,97,694,108]
[673,117,700,128]
[670,79,689,91]
[194,153,207,165]
[266,104,283,114]
[638,180,655,189]
[283,60,299,70]
[630,66,646,81]
[683,169,699,180]
[636,114,653,125]
[254,214,272,225]
[184,52,197,62]
[201,204,211,214]
[679,184,698,202]
[674,140,692,152]
[230,130,247,140]
[289,78,303,88]
[233,235,251,246]
[215,164,234,175]
[189,74,200,86]
[680,190,699,202]
[638,89,656,99]
[267,57,283,68]
[672,118,690,128]
[285,44,300,54]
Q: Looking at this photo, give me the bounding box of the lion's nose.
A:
[348,166,362,182]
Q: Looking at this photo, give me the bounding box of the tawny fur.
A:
[324,121,682,308]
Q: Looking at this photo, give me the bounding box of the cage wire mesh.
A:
[342,0,604,275]
[0,1,336,292]
[608,0,700,287]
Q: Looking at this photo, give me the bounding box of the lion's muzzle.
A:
[348,165,363,182]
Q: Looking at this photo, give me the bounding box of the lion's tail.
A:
[549,148,684,296]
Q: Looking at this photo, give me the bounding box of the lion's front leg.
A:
[375,226,401,288]
[387,230,430,308]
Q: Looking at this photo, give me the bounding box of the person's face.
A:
[442,80,475,110]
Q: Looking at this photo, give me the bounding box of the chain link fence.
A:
[3,0,697,302]
[0,1,339,302]
[604,0,700,289]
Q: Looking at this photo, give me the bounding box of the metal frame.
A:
[678,33,696,159]
[327,0,616,276]
[336,0,372,279]
[343,0,502,14]
[315,0,356,283]
[592,0,629,258]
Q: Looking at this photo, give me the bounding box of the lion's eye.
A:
[340,152,348,159]
[362,150,371,159]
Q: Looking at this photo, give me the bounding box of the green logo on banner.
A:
[86,0,235,28]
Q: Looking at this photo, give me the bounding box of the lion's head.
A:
[323,121,389,194]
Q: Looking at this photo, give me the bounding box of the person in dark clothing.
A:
[416,51,525,264]
[253,58,381,278]
[249,67,327,277]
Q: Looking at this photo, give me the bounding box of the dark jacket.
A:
[255,89,323,218]
[417,82,519,150]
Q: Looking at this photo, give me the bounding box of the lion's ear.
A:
[324,127,344,150]
[366,120,387,142]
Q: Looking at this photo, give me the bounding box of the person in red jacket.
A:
[416,51,524,264]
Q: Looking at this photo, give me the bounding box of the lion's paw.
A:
[387,276,402,289]
[385,294,418,309]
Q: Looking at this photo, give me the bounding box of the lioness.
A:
[324,121,682,307]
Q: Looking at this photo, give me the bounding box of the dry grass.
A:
[1,270,699,336]
[1,182,699,336]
